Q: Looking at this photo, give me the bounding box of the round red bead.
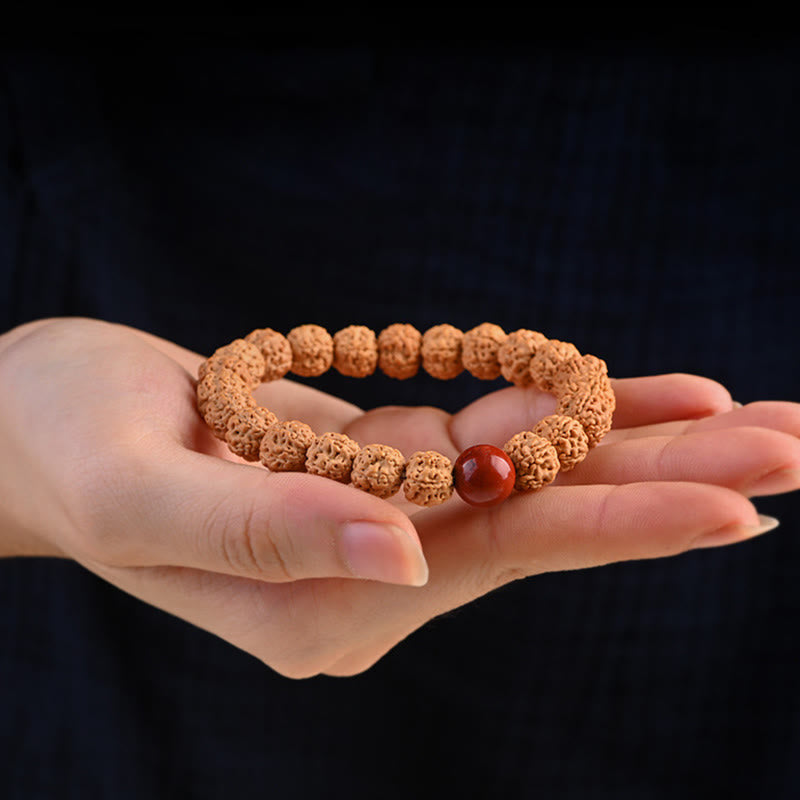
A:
[453,444,516,508]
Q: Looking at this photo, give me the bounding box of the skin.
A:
[0,317,798,678]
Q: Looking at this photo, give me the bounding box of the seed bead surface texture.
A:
[453,444,516,507]
[557,372,616,447]
[530,339,581,392]
[421,324,464,380]
[234,340,267,386]
[305,432,361,483]
[532,414,590,471]
[377,323,422,380]
[259,420,316,472]
[403,450,454,507]
[199,339,251,380]
[552,353,609,396]
[287,324,334,377]
[245,327,293,381]
[196,370,251,412]
[202,391,257,439]
[199,340,264,387]
[333,325,378,378]
[351,443,406,499]
[461,323,507,380]
[225,406,279,461]
[503,431,561,491]
[498,329,548,386]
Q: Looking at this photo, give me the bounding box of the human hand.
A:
[1,318,797,677]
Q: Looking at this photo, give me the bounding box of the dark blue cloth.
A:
[1,39,799,798]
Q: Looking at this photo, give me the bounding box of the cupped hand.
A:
[1,318,798,677]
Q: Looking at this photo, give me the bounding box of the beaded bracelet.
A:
[196,323,615,508]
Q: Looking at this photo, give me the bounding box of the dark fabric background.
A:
[1,34,799,798]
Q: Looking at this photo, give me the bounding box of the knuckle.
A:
[683,374,733,415]
[486,565,530,591]
[593,483,623,539]
[474,508,535,593]
[212,497,294,582]
[654,436,675,479]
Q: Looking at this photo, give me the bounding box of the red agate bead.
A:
[453,444,516,508]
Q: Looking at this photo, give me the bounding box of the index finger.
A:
[448,373,735,450]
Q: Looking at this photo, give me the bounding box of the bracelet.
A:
[196,323,615,508]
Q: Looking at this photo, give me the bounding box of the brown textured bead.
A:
[259,420,316,472]
[529,339,581,392]
[503,431,560,491]
[403,450,454,507]
[198,339,265,388]
[557,372,616,448]
[196,370,251,412]
[235,341,267,386]
[351,444,406,499]
[333,325,378,378]
[197,357,215,383]
[245,328,293,382]
[377,323,422,380]
[287,325,334,377]
[421,324,464,380]
[498,329,548,387]
[225,407,279,461]
[202,390,257,440]
[305,432,361,483]
[532,414,590,471]
[462,322,507,380]
[198,340,250,383]
[552,355,608,398]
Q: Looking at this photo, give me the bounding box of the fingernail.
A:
[694,514,780,549]
[746,468,800,497]
[339,522,429,586]
[732,401,744,409]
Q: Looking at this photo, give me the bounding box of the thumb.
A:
[99,450,429,587]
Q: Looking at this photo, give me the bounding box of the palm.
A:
[12,320,781,678]
[133,327,798,676]
[4,319,794,677]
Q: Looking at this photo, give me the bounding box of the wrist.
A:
[0,319,71,558]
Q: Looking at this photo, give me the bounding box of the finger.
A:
[608,400,800,443]
[418,482,769,588]
[81,479,776,679]
[444,374,734,454]
[608,373,734,427]
[317,480,778,675]
[83,447,429,587]
[346,373,737,465]
[271,480,776,676]
[558,427,800,496]
[279,372,731,443]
